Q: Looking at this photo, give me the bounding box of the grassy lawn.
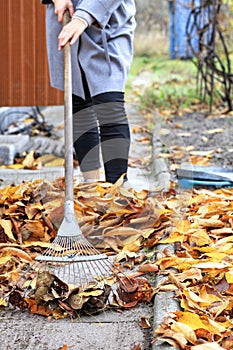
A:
[127,55,204,115]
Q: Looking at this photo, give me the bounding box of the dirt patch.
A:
[158,112,233,169]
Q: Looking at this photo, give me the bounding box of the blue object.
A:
[178,178,233,189]
[169,0,199,59]
[177,164,233,189]
[177,165,233,182]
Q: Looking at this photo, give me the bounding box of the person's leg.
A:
[72,94,101,181]
[72,61,101,181]
[92,92,130,183]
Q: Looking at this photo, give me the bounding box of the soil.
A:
[158,111,233,170]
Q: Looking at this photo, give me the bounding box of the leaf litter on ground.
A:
[153,186,233,349]
[2,175,233,348]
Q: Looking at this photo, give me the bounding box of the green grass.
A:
[127,55,203,114]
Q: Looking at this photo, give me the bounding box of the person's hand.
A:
[58,18,88,50]
[53,0,74,23]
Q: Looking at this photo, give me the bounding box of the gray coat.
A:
[46,0,136,99]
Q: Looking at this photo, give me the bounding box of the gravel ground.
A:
[157,111,233,170]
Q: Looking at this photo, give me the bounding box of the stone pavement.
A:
[0,104,178,350]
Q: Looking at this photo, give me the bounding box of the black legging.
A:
[72,70,130,183]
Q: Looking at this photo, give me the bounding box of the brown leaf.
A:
[24,220,46,240]
[131,344,141,350]
[191,343,226,350]
[139,317,151,329]
[25,298,53,317]
[0,247,32,262]
[171,321,197,344]
[103,227,142,237]
[138,263,158,273]
[156,329,188,349]
[196,218,224,228]
[117,277,154,305]
[0,219,16,242]
[57,346,68,350]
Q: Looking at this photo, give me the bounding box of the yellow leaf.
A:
[176,219,192,233]
[204,252,227,261]
[141,228,156,239]
[0,297,7,307]
[199,285,222,304]
[25,203,44,219]
[175,312,228,335]
[122,237,141,252]
[157,153,172,158]
[171,321,197,344]
[225,270,233,283]
[183,289,207,305]
[44,158,64,167]
[159,231,185,244]
[0,255,12,266]
[188,229,212,246]
[0,163,24,169]
[156,256,197,271]
[175,311,209,331]
[0,219,16,241]
[207,318,228,334]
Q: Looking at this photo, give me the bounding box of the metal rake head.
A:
[7,233,137,312]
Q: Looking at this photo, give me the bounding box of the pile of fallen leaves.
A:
[0,176,168,318]
[153,187,233,349]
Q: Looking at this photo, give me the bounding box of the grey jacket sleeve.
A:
[74,0,124,27]
[72,9,95,27]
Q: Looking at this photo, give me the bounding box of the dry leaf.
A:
[57,346,68,350]
[0,219,16,241]
[138,263,158,273]
[204,128,224,134]
[191,343,226,350]
[131,344,141,350]
[139,317,151,329]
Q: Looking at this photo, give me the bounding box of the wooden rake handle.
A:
[63,10,74,203]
